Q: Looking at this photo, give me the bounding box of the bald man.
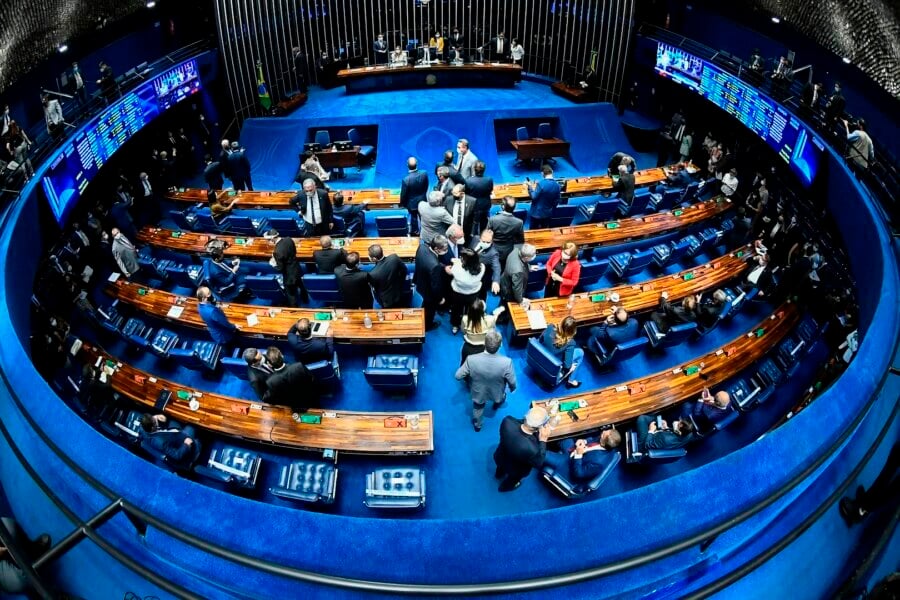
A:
[682,388,732,432]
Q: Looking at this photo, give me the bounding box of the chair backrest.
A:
[697,300,732,337]
[271,460,338,504]
[151,329,179,357]
[245,274,285,301]
[681,181,699,203]
[513,208,528,223]
[756,357,784,387]
[667,237,694,264]
[375,215,408,237]
[525,337,563,385]
[796,316,820,345]
[537,122,552,139]
[658,322,698,348]
[629,189,652,214]
[168,209,196,231]
[548,204,578,228]
[164,264,201,289]
[347,128,361,145]
[656,187,683,211]
[516,126,529,141]
[195,213,224,232]
[541,450,620,498]
[306,351,340,383]
[221,348,249,378]
[363,368,415,391]
[303,274,342,305]
[577,259,609,289]
[624,248,655,275]
[611,336,650,363]
[223,216,257,235]
[267,217,306,238]
[331,215,346,237]
[525,265,547,294]
[590,198,620,223]
[314,130,332,147]
[169,346,206,370]
[122,317,147,338]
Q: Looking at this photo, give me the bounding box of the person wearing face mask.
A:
[470,229,501,300]
[443,183,476,244]
[415,235,450,330]
[544,242,581,298]
[373,33,388,65]
[70,61,87,105]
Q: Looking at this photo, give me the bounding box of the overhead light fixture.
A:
[57,43,68,53]
[842,57,851,64]
[146,0,156,7]
[771,16,781,23]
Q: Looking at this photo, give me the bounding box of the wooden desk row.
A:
[533,302,800,440]
[106,279,425,345]
[139,197,732,261]
[509,245,753,336]
[79,344,434,455]
[166,163,693,210]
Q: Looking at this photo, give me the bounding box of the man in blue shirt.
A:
[589,307,640,351]
[527,165,560,230]
[196,286,239,344]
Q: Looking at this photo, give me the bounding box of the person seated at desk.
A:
[196,286,239,344]
[539,316,584,388]
[390,46,408,66]
[209,194,238,222]
[545,242,581,298]
[681,388,732,431]
[335,251,374,309]
[332,192,367,237]
[589,307,639,349]
[243,348,274,400]
[636,414,695,452]
[696,289,729,328]
[313,235,347,274]
[542,430,622,482]
[139,413,202,469]
[261,347,315,421]
[300,150,330,182]
[202,247,245,299]
[665,162,693,188]
[649,291,698,334]
[287,318,334,364]
[448,28,465,63]
[429,32,444,61]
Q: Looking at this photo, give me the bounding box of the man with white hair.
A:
[493,406,552,491]
[418,190,454,245]
[497,243,536,321]
[291,178,333,236]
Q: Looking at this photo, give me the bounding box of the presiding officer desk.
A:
[533,302,800,440]
[140,197,732,259]
[336,63,522,93]
[78,344,434,454]
[509,245,753,336]
[165,164,693,210]
[105,279,426,345]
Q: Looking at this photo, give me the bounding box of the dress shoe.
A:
[499,480,522,492]
[565,379,582,389]
[473,421,482,432]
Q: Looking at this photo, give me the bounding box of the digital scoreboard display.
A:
[655,42,824,186]
[40,59,201,223]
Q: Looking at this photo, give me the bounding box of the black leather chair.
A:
[541,450,620,499]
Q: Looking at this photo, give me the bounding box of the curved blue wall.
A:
[0,52,897,600]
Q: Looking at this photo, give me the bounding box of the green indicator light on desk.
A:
[756,328,766,337]
[176,390,192,401]
[673,210,683,216]
[683,365,700,376]
[170,231,181,238]
[683,273,695,281]
[314,312,333,320]
[300,414,322,424]
[178,187,185,193]
[234,238,246,245]
[228,191,237,196]
[606,222,620,229]
[559,400,582,412]
[137,288,147,296]
[736,251,744,258]
[590,293,606,302]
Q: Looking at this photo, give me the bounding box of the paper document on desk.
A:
[166,306,184,319]
[311,321,331,337]
[246,313,259,327]
[526,310,547,330]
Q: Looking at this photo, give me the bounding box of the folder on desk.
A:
[526,310,547,330]
[166,305,184,319]
[246,313,259,327]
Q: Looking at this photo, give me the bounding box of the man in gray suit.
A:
[455,138,479,180]
[497,243,536,322]
[418,191,454,245]
[455,331,516,431]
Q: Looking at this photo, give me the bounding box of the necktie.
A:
[676,125,685,141]
[456,154,463,171]
[454,199,463,227]
[143,181,152,196]
[307,194,320,224]
[498,40,503,53]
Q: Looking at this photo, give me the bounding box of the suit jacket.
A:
[696,300,726,328]
[455,151,479,180]
[291,189,333,227]
[294,168,326,188]
[400,170,429,210]
[471,238,502,285]
[614,172,635,206]
[202,258,238,292]
[591,318,640,348]
[142,428,199,466]
[529,177,561,219]
[203,161,225,190]
[368,254,408,308]
[417,201,454,245]
[489,37,509,61]
[435,161,466,185]
[444,194,476,240]
[247,363,274,400]
[273,237,300,285]
[227,150,252,183]
[111,235,139,276]
[414,244,445,303]
[288,324,334,364]
[218,149,232,177]
[455,351,516,404]
[487,212,525,258]
[465,175,495,212]
[637,415,694,451]
[313,248,347,274]
[493,416,546,480]
[335,265,374,309]
[500,249,529,304]
[198,302,238,344]
[655,297,697,331]
[263,363,314,408]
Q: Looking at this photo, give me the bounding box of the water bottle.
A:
[547,399,560,427]
[363,313,373,329]
[379,187,384,200]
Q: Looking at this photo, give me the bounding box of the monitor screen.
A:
[655,42,823,187]
[40,59,202,224]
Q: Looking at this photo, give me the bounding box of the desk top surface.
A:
[80,344,434,454]
[509,245,752,335]
[106,279,425,344]
[338,63,523,78]
[533,302,799,439]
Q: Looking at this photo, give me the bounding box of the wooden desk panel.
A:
[316,147,360,170]
[510,139,571,161]
[533,302,799,440]
[522,197,733,253]
[137,227,419,262]
[337,63,522,93]
[166,189,403,210]
[106,280,425,345]
[337,63,523,80]
[509,245,753,335]
[80,344,434,454]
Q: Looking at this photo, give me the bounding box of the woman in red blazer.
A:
[545,242,581,297]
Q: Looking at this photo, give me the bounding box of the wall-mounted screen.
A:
[40,59,201,224]
[655,42,823,187]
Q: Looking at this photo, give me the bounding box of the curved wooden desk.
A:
[139,197,732,260]
[79,344,434,454]
[166,163,693,209]
[532,302,799,440]
[336,63,522,93]
[509,245,753,336]
[106,280,425,345]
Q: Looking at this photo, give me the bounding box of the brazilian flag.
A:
[257,61,271,110]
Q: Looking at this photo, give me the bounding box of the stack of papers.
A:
[526,310,547,330]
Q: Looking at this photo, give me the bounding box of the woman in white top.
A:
[460,298,505,365]
[510,39,525,65]
[302,151,330,181]
[449,247,485,334]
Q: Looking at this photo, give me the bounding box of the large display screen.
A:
[655,42,824,187]
[40,59,201,223]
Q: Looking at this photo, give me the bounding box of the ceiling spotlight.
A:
[57,43,68,53]
[771,16,781,24]
[842,57,851,64]
[146,0,156,7]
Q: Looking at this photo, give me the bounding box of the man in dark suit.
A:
[226,141,253,191]
[291,178,333,236]
[139,414,201,469]
[414,235,449,329]
[589,307,640,349]
[331,192,366,237]
[471,229,502,300]
[527,165,561,229]
[801,82,824,115]
[218,139,232,184]
[636,414,695,451]
[465,160,494,235]
[649,291,698,333]
[448,28,465,62]
[243,348,274,400]
[497,243,536,321]
[541,430,622,482]
[444,183,476,244]
[488,31,509,62]
[487,196,525,266]
[493,407,551,492]
[435,150,465,184]
[824,81,846,127]
[373,33,389,65]
[312,235,347,274]
[262,347,315,420]
[335,252,374,309]
[203,154,225,190]
[680,389,732,432]
[287,318,334,364]
[613,164,636,216]
[265,229,307,306]
[696,289,729,329]
[400,157,429,235]
[368,244,408,308]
